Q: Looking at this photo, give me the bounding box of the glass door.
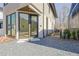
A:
[30,15,38,38]
[19,13,38,39]
[19,13,29,39]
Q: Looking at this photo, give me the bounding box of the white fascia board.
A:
[29,4,42,15]
[70,3,78,16]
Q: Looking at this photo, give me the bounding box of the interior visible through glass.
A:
[19,13,29,39]
[12,13,16,37]
[19,13,38,39]
[31,16,38,37]
[6,13,16,38]
[7,15,11,36]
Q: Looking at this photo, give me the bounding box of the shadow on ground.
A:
[29,36,79,54]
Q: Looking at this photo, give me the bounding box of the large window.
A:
[11,13,16,36]
[4,3,8,6]
[7,15,11,35]
[0,21,3,29]
[6,13,16,37]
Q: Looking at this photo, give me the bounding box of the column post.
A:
[16,12,19,40]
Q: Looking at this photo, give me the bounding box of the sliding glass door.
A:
[31,15,38,37]
[19,13,29,39]
[19,13,38,39]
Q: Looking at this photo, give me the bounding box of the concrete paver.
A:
[0,36,79,56]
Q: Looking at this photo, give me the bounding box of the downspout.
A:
[28,9,31,40]
[43,3,45,38]
[68,16,70,29]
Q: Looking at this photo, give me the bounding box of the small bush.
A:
[60,30,62,38]
[63,29,71,39]
[63,30,66,39]
[71,31,76,40]
[77,30,79,39]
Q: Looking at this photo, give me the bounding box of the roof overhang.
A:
[49,3,58,18]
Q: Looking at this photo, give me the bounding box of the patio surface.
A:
[0,36,79,56]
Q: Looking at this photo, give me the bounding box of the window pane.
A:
[0,21,3,29]
[6,13,16,37]
[7,16,11,35]
[19,13,29,39]
[12,13,16,36]
[31,16,38,37]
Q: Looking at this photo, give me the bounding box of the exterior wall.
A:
[0,10,4,36]
[69,3,79,30]
[33,3,56,37]
[0,20,4,36]
[32,3,43,38]
[70,13,79,29]
[3,3,29,15]
[3,3,56,39]
[43,4,55,36]
[32,3,43,13]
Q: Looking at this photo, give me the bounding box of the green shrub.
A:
[63,29,71,39]
[60,30,62,38]
[77,30,79,39]
[71,31,76,39]
[63,30,66,39]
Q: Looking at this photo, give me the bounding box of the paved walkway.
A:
[0,36,79,56]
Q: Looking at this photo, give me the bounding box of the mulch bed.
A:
[0,36,15,43]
